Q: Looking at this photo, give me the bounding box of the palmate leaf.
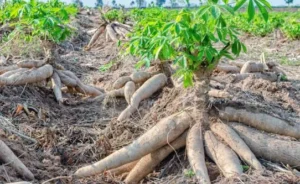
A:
[211,6,221,19]
[247,0,255,21]
[234,0,247,11]
[126,1,271,88]
[254,0,268,22]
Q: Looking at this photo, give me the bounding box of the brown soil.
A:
[1,9,300,184]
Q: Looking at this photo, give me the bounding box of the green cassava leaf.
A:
[254,0,269,22]
[211,6,221,19]
[247,0,255,21]
[234,0,247,11]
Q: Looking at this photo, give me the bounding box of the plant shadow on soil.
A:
[1,10,300,184]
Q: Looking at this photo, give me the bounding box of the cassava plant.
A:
[75,0,300,183]
[84,7,133,50]
[0,0,104,104]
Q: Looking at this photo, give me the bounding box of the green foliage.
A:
[95,0,103,7]
[103,9,127,23]
[0,0,77,43]
[227,11,300,38]
[184,169,195,178]
[156,0,166,7]
[281,14,300,39]
[99,60,115,72]
[125,0,273,87]
[280,75,288,81]
[285,0,293,5]
[242,165,250,171]
[73,0,83,7]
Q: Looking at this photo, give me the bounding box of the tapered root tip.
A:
[74,166,93,178]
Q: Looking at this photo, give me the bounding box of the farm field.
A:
[0,0,300,183]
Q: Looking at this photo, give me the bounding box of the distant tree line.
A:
[72,0,296,8]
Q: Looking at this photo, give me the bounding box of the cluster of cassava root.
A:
[106,71,168,121]
[0,56,103,104]
[216,60,285,83]
[74,61,299,183]
[74,105,300,183]
[85,9,132,50]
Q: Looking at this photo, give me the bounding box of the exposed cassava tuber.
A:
[231,123,300,168]
[186,123,210,184]
[56,70,77,87]
[0,64,53,85]
[216,64,240,73]
[266,62,286,75]
[112,21,132,31]
[75,83,103,97]
[228,61,245,68]
[107,87,125,97]
[124,81,136,104]
[125,131,188,183]
[117,105,136,121]
[231,72,278,83]
[51,72,63,103]
[240,61,264,74]
[113,25,127,38]
[204,131,243,178]
[74,111,192,177]
[0,56,7,65]
[106,24,118,42]
[61,70,103,96]
[130,73,167,107]
[0,140,34,180]
[210,123,263,170]
[208,89,232,98]
[87,25,106,49]
[113,76,132,89]
[130,71,151,83]
[118,73,167,121]
[87,28,97,36]
[219,107,300,139]
[1,68,29,78]
[105,160,139,176]
[0,65,18,75]
[17,59,47,68]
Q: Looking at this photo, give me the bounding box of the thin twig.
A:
[0,116,37,144]
[41,176,71,184]
[2,165,10,183]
